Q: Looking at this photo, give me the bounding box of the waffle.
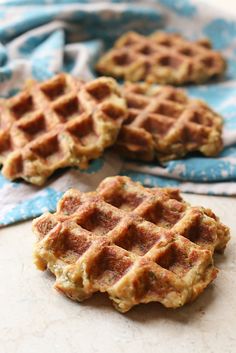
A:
[33,176,230,313]
[96,31,226,85]
[0,74,127,185]
[115,82,223,162]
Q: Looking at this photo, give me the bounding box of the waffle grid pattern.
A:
[33,176,229,312]
[0,74,127,185]
[96,31,226,85]
[116,82,223,162]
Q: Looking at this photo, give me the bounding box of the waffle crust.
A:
[116,82,223,162]
[0,74,127,185]
[33,176,230,312]
[96,31,226,85]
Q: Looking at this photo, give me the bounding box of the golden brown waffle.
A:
[96,31,226,85]
[116,82,223,162]
[0,74,127,185]
[33,176,230,313]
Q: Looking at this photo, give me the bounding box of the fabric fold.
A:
[0,0,236,226]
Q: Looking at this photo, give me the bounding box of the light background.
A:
[0,2,236,353]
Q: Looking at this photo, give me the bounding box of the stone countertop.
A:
[1,1,236,352]
[1,192,235,353]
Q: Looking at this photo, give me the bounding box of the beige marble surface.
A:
[1,193,235,353]
[1,0,236,352]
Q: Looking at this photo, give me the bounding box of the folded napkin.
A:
[0,0,236,226]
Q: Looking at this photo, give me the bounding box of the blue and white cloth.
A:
[0,0,236,226]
